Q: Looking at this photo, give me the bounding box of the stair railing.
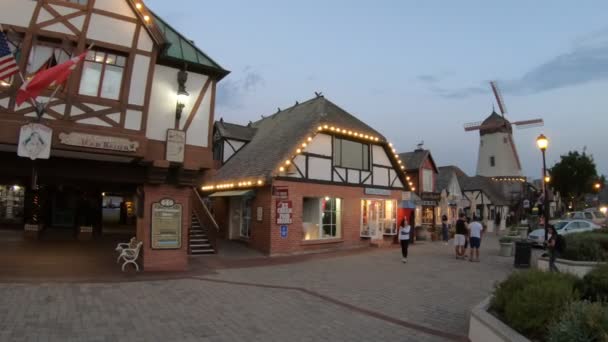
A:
[191,187,219,253]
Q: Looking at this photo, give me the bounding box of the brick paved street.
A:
[0,235,512,341]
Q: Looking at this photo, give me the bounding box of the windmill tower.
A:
[464,81,544,180]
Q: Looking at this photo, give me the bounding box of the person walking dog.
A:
[399,218,411,263]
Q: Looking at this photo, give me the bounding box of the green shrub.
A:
[547,301,608,342]
[490,270,580,340]
[499,236,516,243]
[561,232,608,262]
[582,264,608,302]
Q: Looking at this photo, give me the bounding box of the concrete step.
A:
[190,243,212,248]
[189,238,209,243]
[189,233,207,238]
[190,248,215,254]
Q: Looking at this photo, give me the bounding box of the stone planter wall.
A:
[469,297,530,342]
[536,257,606,277]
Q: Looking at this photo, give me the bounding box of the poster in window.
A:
[151,198,182,249]
[276,200,293,225]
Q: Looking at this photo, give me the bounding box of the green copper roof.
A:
[152,12,229,77]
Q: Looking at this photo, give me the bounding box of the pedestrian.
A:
[468,217,484,262]
[463,216,471,258]
[398,218,411,263]
[454,213,467,259]
[546,225,560,272]
[441,214,449,245]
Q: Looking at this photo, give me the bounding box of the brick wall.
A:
[137,184,190,271]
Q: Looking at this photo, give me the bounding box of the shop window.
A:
[422,206,434,226]
[0,185,25,224]
[303,197,341,240]
[422,168,433,192]
[489,156,495,167]
[360,199,397,237]
[333,137,370,170]
[79,50,126,100]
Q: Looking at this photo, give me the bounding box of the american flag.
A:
[0,26,19,81]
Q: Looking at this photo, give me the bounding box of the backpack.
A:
[555,234,566,253]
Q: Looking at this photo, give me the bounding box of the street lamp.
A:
[594,183,602,191]
[536,134,549,242]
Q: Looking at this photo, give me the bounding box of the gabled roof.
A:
[398,149,438,173]
[151,12,229,79]
[212,96,385,183]
[450,166,509,205]
[215,120,257,142]
[437,166,459,192]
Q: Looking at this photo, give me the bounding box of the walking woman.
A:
[547,225,560,272]
[441,214,449,245]
[399,218,411,263]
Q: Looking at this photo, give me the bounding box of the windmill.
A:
[464,81,544,179]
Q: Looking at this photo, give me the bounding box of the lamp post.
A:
[536,134,549,241]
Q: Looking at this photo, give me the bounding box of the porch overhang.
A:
[209,190,254,197]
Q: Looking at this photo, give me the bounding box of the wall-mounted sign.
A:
[280,225,288,238]
[272,186,289,199]
[17,123,52,160]
[151,198,182,249]
[59,132,139,152]
[256,206,263,221]
[421,192,441,202]
[166,129,186,163]
[523,199,530,209]
[276,200,293,225]
[365,188,391,196]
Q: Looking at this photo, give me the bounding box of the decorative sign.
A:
[17,123,52,160]
[280,225,288,238]
[272,186,289,199]
[276,200,293,225]
[58,132,139,152]
[256,207,263,221]
[402,191,412,201]
[151,198,182,249]
[365,188,391,196]
[166,129,186,163]
[523,199,531,209]
[421,192,441,201]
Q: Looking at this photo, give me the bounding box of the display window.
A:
[360,199,397,237]
[303,197,342,241]
[0,185,25,224]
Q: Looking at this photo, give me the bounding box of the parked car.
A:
[550,210,607,227]
[527,219,602,246]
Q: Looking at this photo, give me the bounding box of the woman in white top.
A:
[398,218,411,263]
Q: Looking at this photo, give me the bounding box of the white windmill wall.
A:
[476,132,522,178]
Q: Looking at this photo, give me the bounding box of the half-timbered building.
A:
[204,96,412,255]
[0,0,228,271]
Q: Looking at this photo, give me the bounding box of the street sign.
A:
[280,225,288,238]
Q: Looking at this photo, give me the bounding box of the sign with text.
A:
[59,132,139,152]
[166,129,186,163]
[365,188,391,196]
[151,198,182,249]
[18,123,52,160]
[272,186,289,199]
[276,200,293,225]
[280,225,288,238]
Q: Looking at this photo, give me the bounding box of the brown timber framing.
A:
[181,77,212,131]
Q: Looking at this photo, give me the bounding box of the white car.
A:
[552,211,607,227]
[527,219,602,246]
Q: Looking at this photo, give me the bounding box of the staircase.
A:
[189,214,215,255]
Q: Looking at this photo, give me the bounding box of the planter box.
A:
[537,257,606,277]
[469,297,531,342]
[24,224,43,239]
[78,226,93,241]
[499,243,513,257]
[517,227,528,239]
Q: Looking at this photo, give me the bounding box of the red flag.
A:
[16,52,86,106]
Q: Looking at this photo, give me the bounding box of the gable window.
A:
[303,197,342,240]
[79,50,126,100]
[490,156,495,167]
[422,169,433,192]
[333,137,370,170]
[27,39,73,79]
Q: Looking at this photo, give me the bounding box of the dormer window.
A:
[333,137,370,171]
[79,50,126,100]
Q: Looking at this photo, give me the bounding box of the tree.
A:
[549,151,600,210]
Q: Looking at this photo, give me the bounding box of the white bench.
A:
[116,238,143,272]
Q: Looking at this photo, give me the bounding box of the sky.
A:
[148,0,608,178]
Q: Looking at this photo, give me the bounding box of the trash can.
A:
[514,240,532,268]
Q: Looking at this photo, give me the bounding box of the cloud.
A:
[216,68,264,108]
[417,74,440,83]
[430,28,608,98]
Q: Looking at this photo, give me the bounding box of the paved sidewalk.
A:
[0,235,512,341]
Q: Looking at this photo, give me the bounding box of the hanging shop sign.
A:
[276,200,293,225]
[421,192,441,202]
[365,188,391,196]
[272,186,289,199]
[151,198,182,249]
[58,132,139,152]
[166,129,186,163]
[17,123,52,160]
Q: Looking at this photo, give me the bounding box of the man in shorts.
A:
[454,213,467,259]
[468,216,484,262]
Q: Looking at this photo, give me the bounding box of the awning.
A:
[209,190,254,197]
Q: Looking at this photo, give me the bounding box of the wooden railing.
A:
[191,187,219,253]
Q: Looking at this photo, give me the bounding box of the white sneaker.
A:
[402,258,407,263]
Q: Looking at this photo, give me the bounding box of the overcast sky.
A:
[148,0,608,178]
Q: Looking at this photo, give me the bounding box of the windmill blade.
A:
[490,81,508,116]
[464,121,483,131]
[512,118,544,130]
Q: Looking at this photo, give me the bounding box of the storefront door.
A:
[228,197,252,240]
